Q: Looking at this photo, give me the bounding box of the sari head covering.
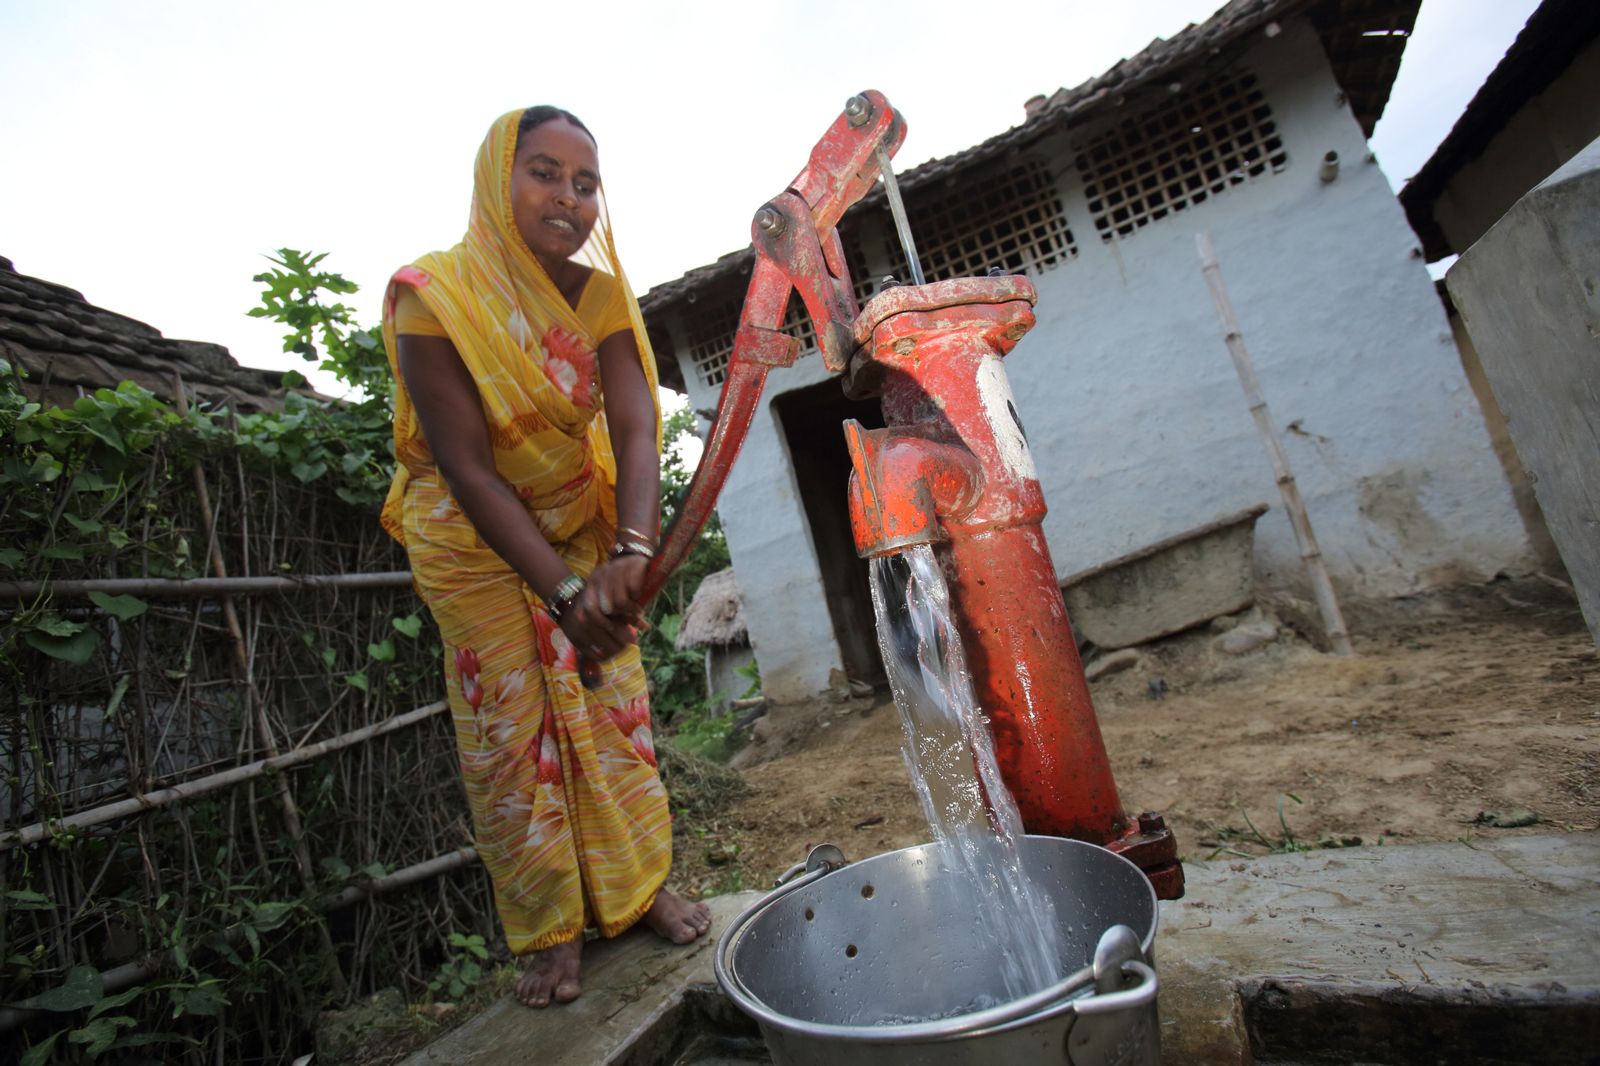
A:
[378,107,661,551]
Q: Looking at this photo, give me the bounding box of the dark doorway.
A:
[772,378,887,687]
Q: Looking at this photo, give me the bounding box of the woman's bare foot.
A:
[643,888,712,945]
[515,938,582,1008]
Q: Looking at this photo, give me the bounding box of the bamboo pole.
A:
[1,701,446,850]
[0,845,482,1032]
[0,572,413,600]
[1195,233,1354,656]
[170,374,346,993]
[321,846,480,910]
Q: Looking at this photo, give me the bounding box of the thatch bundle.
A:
[674,568,748,649]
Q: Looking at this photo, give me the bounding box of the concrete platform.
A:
[1159,831,1600,1064]
[403,833,1600,1065]
[398,891,763,1066]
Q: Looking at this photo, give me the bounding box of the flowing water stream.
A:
[867,545,1065,1005]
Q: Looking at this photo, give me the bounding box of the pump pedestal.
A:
[844,276,1184,899]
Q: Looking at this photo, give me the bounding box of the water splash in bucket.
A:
[868,545,1064,1002]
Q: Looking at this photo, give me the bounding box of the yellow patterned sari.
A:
[380,109,668,952]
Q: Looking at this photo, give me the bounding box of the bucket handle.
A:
[772,842,848,888]
[1074,924,1157,1017]
[1073,959,1157,1016]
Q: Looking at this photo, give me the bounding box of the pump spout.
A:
[844,422,984,556]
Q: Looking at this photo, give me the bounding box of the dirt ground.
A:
[669,577,1599,895]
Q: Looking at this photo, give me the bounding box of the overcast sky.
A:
[2,0,1540,390]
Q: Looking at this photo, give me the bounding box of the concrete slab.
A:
[1062,505,1268,650]
[1447,136,1600,647]
[404,835,1600,1065]
[1157,831,1600,1064]
[398,891,761,1066]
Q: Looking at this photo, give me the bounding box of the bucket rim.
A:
[713,834,1158,1043]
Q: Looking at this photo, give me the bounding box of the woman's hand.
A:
[588,554,648,625]
[560,555,647,661]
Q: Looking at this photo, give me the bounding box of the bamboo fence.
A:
[0,404,494,1064]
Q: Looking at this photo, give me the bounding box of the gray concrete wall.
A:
[705,643,757,711]
[1446,137,1600,646]
[1445,304,1564,570]
[1433,36,1600,256]
[665,18,1532,700]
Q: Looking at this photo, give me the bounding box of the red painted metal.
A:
[639,257,799,604]
[641,92,904,605]
[845,278,1184,896]
[1108,811,1184,900]
[844,421,984,553]
[639,93,1183,899]
[846,278,1124,837]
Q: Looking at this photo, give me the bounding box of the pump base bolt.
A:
[1107,811,1185,899]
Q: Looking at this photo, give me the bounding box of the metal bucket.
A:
[715,836,1160,1065]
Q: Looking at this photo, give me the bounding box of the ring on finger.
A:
[597,591,613,615]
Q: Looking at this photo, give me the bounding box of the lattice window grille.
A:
[1076,68,1288,241]
[684,292,743,388]
[881,158,1077,283]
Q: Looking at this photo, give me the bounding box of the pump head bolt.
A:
[755,206,787,237]
[844,95,873,127]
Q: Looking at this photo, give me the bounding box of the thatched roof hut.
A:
[675,569,748,650]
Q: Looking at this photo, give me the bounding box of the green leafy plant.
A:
[20,965,204,1064]
[734,657,761,700]
[0,254,447,1065]
[427,933,489,1001]
[250,248,390,401]
[664,703,740,763]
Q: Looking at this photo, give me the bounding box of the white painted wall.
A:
[1024,20,1529,596]
[664,17,1533,700]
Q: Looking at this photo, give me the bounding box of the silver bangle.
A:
[545,574,585,623]
[610,539,656,561]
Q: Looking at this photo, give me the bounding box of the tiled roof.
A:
[640,0,1418,317]
[0,256,289,412]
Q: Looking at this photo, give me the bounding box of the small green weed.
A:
[427,933,490,1002]
[1198,793,1316,859]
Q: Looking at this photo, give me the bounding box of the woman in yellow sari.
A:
[380,106,710,1008]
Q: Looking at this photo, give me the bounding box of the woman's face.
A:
[510,118,600,270]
